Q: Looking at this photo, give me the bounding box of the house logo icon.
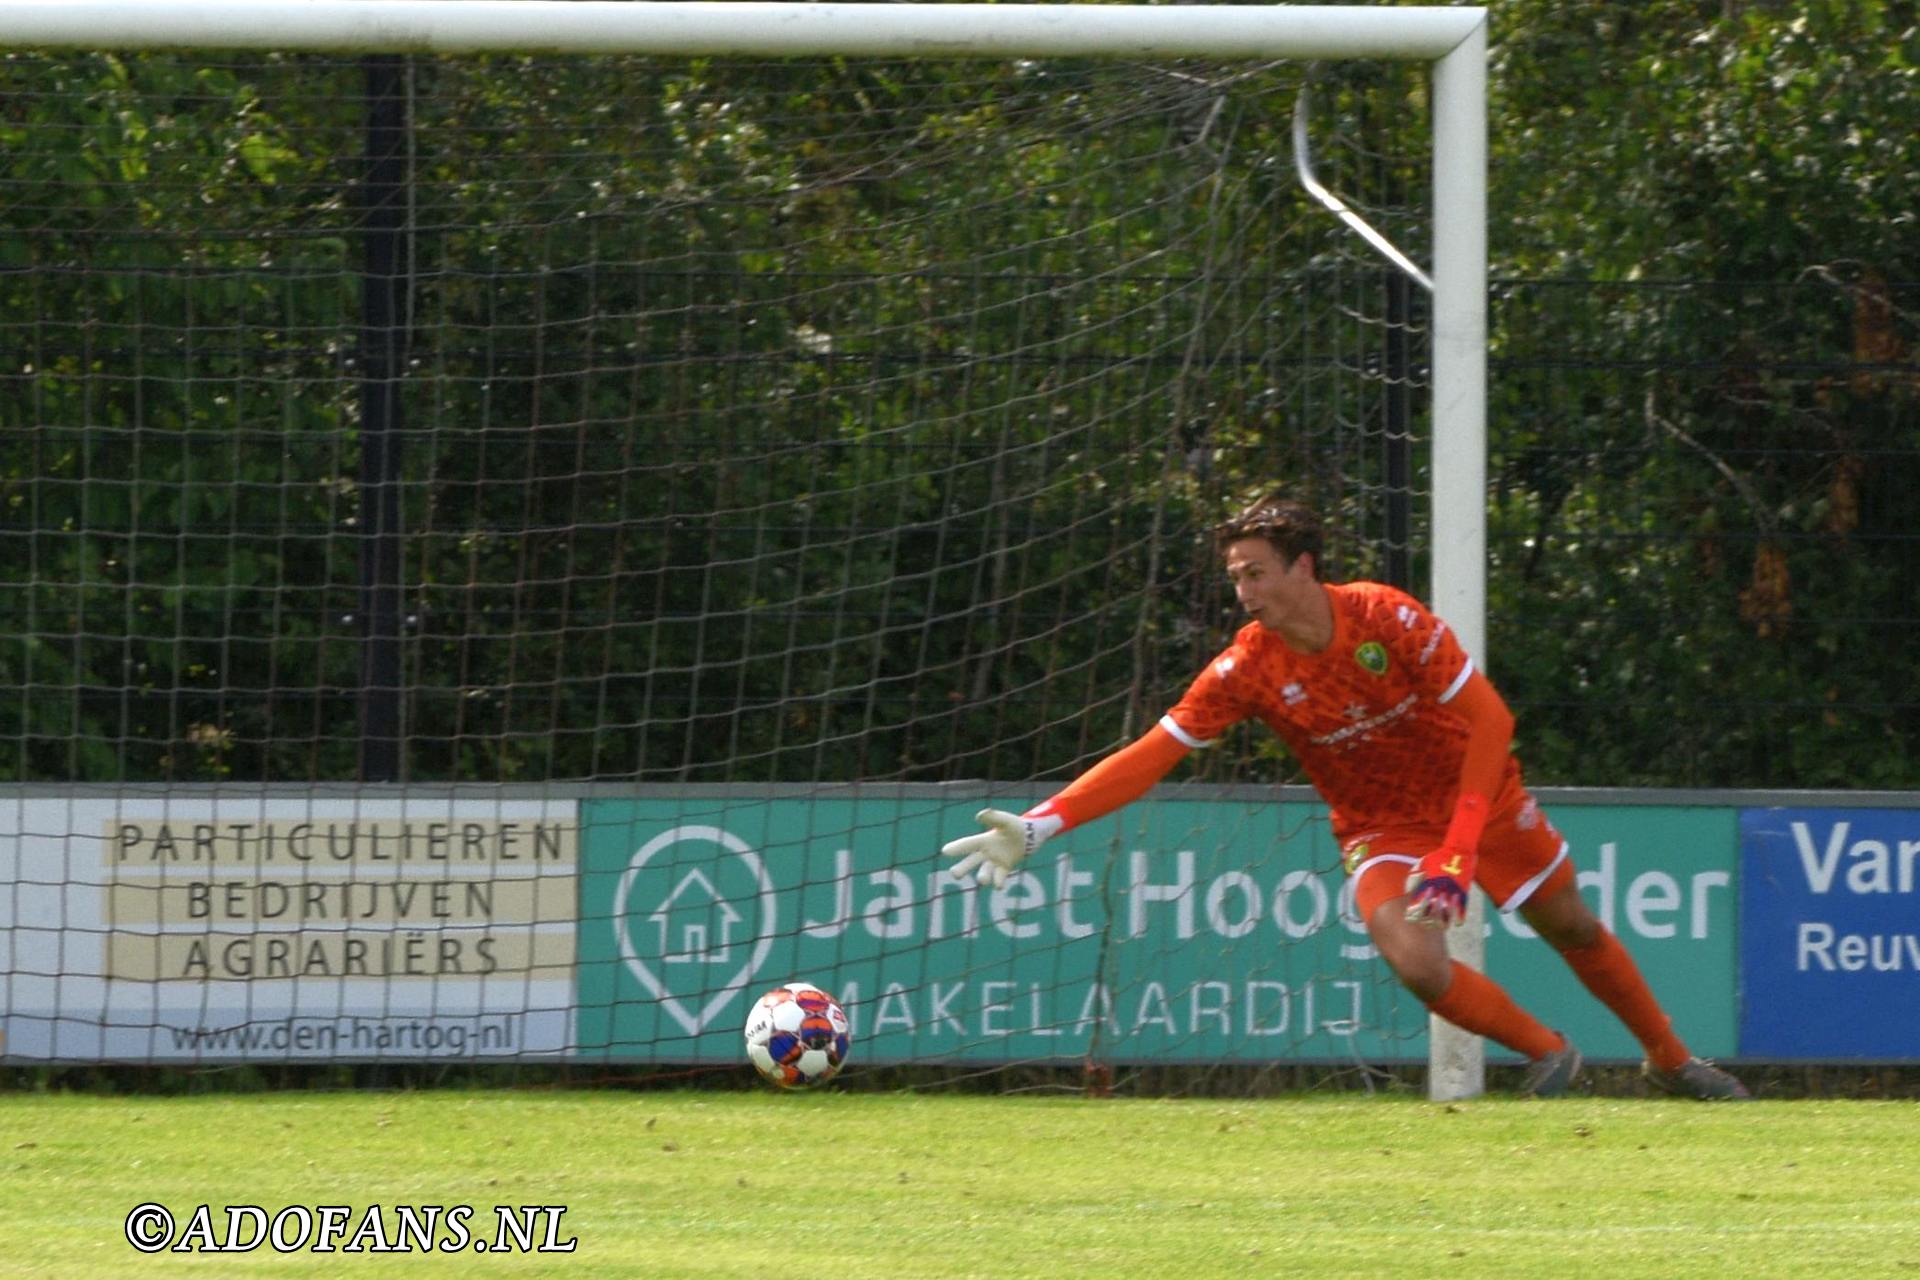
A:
[650,868,745,965]
[613,825,776,1036]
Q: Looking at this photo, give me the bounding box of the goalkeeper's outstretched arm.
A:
[941,725,1190,887]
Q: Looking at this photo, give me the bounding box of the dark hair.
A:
[1213,494,1324,569]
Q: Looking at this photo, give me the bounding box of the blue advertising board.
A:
[1740,807,1920,1059]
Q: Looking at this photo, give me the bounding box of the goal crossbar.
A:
[2,0,1490,1100]
[3,2,1481,59]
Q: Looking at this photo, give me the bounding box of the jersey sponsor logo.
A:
[1341,839,1374,875]
[1312,694,1419,747]
[1281,681,1307,706]
[1439,852,1466,877]
[1418,621,1448,666]
[1354,641,1389,676]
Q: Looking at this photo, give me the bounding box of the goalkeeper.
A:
[942,494,1748,1101]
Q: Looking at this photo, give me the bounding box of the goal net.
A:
[0,5,1485,1091]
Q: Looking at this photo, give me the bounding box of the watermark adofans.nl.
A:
[124,1203,577,1255]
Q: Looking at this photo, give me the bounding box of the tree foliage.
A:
[0,7,1913,790]
[1484,1,1919,786]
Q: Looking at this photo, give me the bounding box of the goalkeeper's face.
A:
[1224,537,1319,635]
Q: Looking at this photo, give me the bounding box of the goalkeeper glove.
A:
[941,807,1064,889]
[1403,843,1475,928]
[1404,791,1489,928]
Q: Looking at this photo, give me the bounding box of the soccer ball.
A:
[743,981,851,1088]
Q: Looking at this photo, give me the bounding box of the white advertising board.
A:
[1,794,577,1061]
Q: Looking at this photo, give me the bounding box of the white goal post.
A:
[5,0,1489,1099]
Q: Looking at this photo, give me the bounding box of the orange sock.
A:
[1427,961,1563,1060]
[1559,928,1690,1072]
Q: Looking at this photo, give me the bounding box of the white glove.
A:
[941,808,1062,889]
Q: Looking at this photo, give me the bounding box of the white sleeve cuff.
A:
[1157,714,1212,749]
[1437,657,1475,704]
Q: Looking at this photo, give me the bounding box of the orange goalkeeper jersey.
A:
[1162,581,1523,839]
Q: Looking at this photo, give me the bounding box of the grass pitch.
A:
[1,1089,1915,1278]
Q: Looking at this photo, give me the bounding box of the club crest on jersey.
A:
[1341,840,1372,875]
[1354,641,1389,676]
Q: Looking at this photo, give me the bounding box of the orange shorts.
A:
[1341,789,1574,926]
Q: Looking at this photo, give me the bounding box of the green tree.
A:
[1483,1,1919,785]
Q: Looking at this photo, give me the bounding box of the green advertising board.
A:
[1487,804,1737,1062]
[577,795,1737,1066]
